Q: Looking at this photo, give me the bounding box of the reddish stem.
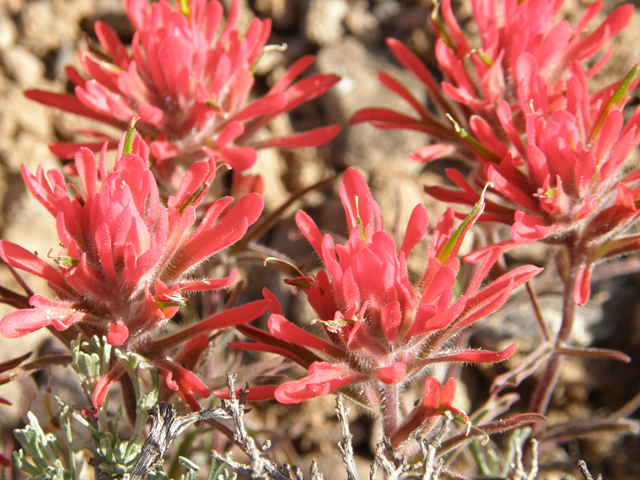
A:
[382,383,400,438]
[529,242,578,422]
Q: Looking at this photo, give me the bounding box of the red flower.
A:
[350,0,631,164]
[0,129,269,411]
[390,376,467,448]
[25,0,340,177]
[427,61,640,305]
[228,169,540,415]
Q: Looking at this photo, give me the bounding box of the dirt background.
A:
[2,0,640,478]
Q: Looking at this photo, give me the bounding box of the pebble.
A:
[0,14,17,50]
[1,45,45,88]
[304,0,349,46]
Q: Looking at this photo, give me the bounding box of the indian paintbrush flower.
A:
[350,0,632,164]
[25,0,341,180]
[0,128,269,411]
[427,61,640,305]
[227,168,541,441]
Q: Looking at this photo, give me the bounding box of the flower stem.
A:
[382,384,401,438]
[529,245,578,418]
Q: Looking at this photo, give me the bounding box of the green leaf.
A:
[590,62,639,145]
[446,114,502,164]
[122,118,139,156]
[436,182,491,264]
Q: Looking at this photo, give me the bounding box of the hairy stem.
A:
[382,383,401,438]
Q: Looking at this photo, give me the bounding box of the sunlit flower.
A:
[427,61,640,305]
[350,0,632,163]
[0,129,269,411]
[390,376,467,448]
[26,0,340,177]
[227,168,540,439]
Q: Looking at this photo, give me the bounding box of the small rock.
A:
[315,36,427,170]
[0,130,57,173]
[0,87,54,143]
[372,0,401,22]
[20,0,95,56]
[254,145,288,212]
[304,0,349,46]
[0,0,23,16]
[0,14,17,50]
[1,45,45,87]
[345,1,379,43]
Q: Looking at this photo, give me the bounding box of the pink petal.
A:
[24,90,124,128]
[385,38,451,113]
[441,343,516,364]
[375,362,406,384]
[231,93,287,123]
[217,146,258,171]
[279,74,341,113]
[169,300,271,346]
[262,287,283,316]
[74,148,99,200]
[0,296,71,338]
[511,211,563,243]
[340,168,382,237]
[349,108,422,127]
[574,263,593,306]
[89,363,125,414]
[213,385,279,401]
[268,314,346,359]
[106,321,129,345]
[269,56,315,93]
[0,241,67,292]
[295,210,324,260]
[274,362,366,404]
[250,125,341,149]
[172,272,237,292]
[237,323,325,367]
[381,301,402,343]
[377,71,428,118]
[409,144,457,163]
[400,204,428,258]
[229,341,307,366]
[172,193,263,277]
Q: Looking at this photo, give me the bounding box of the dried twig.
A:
[577,460,602,480]
[309,459,323,480]
[508,434,538,480]
[419,412,453,480]
[210,374,290,480]
[126,402,231,480]
[371,437,407,480]
[211,373,327,480]
[335,396,359,480]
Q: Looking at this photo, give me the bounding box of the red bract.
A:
[25,0,340,177]
[391,376,467,448]
[228,168,540,437]
[428,61,640,305]
[0,130,269,411]
[350,0,631,163]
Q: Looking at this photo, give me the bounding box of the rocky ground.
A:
[2,0,640,478]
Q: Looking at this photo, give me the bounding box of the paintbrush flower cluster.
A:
[352,0,640,308]
[230,168,540,443]
[351,0,632,163]
[2,0,640,474]
[427,62,640,305]
[0,128,269,411]
[26,0,340,180]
